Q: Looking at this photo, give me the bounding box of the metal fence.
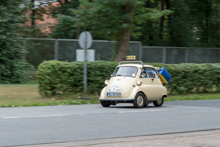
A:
[142,46,220,64]
[22,38,142,68]
[22,38,220,68]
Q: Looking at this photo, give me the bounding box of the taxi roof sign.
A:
[126,55,136,60]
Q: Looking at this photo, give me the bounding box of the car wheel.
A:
[153,97,164,107]
[133,93,145,108]
[100,101,111,107]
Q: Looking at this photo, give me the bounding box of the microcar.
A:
[99,59,168,108]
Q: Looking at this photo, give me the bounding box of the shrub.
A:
[163,63,220,95]
[37,61,220,96]
[37,60,117,96]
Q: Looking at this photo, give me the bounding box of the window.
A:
[113,66,138,78]
[140,67,159,78]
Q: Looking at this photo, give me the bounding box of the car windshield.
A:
[113,66,138,78]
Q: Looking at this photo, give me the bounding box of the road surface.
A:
[0,100,220,146]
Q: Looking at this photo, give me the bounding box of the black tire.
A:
[153,97,164,107]
[144,101,150,107]
[133,93,145,108]
[100,101,111,107]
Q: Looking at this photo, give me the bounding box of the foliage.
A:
[38,60,220,96]
[51,15,78,39]
[71,0,171,40]
[67,0,171,61]
[50,0,80,39]
[19,0,220,49]
[164,63,220,95]
[0,0,30,83]
[37,60,117,96]
[130,0,219,47]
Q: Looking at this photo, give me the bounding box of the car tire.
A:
[144,101,150,107]
[133,93,145,108]
[100,101,111,107]
[153,97,164,107]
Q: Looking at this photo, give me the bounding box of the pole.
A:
[185,48,188,63]
[163,48,166,64]
[54,39,58,60]
[84,32,87,99]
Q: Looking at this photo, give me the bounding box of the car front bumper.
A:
[99,97,134,101]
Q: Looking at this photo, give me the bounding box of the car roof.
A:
[117,64,154,68]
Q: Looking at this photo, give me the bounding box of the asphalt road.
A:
[0,100,220,147]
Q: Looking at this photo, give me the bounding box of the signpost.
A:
[78,31,93,99]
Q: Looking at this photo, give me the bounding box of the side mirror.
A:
[110,74,113,77]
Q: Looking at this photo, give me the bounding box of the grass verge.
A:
[0,86,97,107]
[0,85,220,107]
[165,93,220,101]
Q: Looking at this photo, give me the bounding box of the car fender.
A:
[129,85,167,101]
[128,86,143,100]
[161,86,168,98]
[100,87,107,98]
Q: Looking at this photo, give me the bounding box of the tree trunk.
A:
[216,0,220,62]
[159,1,164,40]
[114,2,133,62]
[146,0,153,45]
[205,0,209,43]
[165,0,173,40]
[57,0,68,5]
[217,0,220,47]
[31,0,35,36]
[31,0,35,26]
[76,16,81,39]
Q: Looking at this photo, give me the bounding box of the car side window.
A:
[141,68,158,78]
[140,67,159,79]
[140,67,150,78]
[148,68,159,79]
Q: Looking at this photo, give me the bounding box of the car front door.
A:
[140,67,163,101]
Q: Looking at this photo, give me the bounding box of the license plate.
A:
[107,92,121,97]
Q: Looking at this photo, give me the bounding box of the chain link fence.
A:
[142,46,220,64]
[22,38,142,68]
[22,38,220,68]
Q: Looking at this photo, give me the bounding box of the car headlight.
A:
[104,80,109,85]
[136,80,142,86]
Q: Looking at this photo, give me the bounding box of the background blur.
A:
[22,38,220,68]
[1,0,220,83]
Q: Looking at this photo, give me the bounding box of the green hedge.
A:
[164,63,220,95]
[37,61,118,96]
[37,60,220,96]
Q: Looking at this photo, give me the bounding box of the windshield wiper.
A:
[116,74,122,76]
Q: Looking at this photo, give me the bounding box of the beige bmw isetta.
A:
[99,58,168,108]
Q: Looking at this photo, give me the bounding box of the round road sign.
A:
[78,31,93,49]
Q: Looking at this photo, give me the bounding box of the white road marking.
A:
[1,109,168,119]
[2,114,73,119]
[118,109,165,114]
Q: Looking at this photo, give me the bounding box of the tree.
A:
[50,0,80,39]
[166,0,196,47]
[51,15,78,39]
[72,0,171,61]
[186,0,215,47]
[0,0,29,83]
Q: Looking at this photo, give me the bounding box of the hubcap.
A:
[137,96,143,106]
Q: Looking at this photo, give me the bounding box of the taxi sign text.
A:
[126,56,136,60]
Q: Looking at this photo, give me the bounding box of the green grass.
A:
[165,93,220,101]
[0,85,220,107]
[0,86,98,107]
